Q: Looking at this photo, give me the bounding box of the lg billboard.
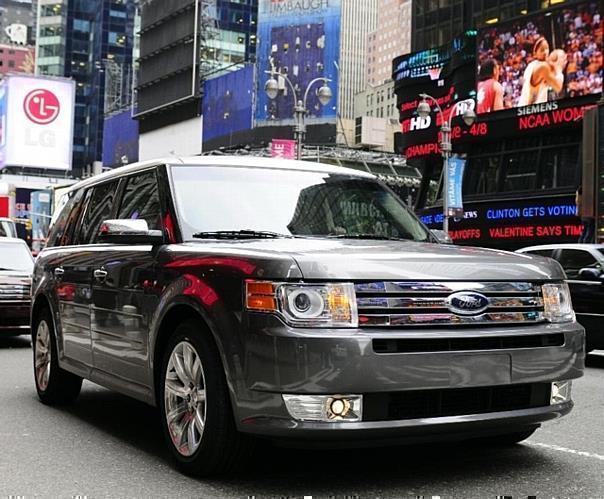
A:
[0,74,75,170]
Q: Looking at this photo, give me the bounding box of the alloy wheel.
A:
[35,320,51,391]
[164,341,207,457]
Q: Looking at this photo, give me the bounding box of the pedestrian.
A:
[576,185,595,243]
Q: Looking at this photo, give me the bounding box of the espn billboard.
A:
[0,74,75,170]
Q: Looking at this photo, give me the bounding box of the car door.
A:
[50,187,96,368]
[89,169,163,387]
[58,180,121,368]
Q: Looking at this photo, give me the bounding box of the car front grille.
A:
[355,281,545,327]
[363,383,551,421]
[0,283,31,301]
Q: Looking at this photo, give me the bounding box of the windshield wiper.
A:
[192,230,292,240]
[326,233,409,241]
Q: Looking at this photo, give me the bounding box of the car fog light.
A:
[282,394,363,422]
[551,380,572,405]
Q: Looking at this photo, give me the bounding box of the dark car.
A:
[0,238,34,335]
[32,157,584,476]
[517,243,604,351]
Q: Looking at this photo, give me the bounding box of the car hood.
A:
[179,239,564,281]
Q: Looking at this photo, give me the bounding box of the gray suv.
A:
[32,157,584,476]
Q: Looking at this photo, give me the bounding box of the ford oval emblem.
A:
[446,292,489,316]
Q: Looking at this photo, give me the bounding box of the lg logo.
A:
[23,89,60,125]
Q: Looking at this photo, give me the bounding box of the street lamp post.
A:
[265,71,333,160]
[417,93,476,237]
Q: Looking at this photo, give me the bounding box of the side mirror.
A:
[578,267,603,281]
[97,219,164,245]
[431,229,453,244]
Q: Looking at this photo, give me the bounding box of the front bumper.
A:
[0,301,31,335]
[232,315,584,441]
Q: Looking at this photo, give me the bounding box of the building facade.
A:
[353,80,399,152]
[367,0,412,86]
[412,0,578,51]
[36,0,136,175]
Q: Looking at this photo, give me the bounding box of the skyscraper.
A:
[36,0,136,175]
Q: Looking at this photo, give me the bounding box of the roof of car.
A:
[65,156,376,193]
[518,243,604,252]
[0,237,28,246]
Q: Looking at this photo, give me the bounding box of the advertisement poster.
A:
[477,1,602,114]
[0,80,7,166]
[271,139,296,159]
[102,109,139,168]
[255,0,341,127]
[3,75,75,170]
[202,65,254,143]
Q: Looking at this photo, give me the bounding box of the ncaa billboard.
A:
[255,0,341,127]
[0,74,75,170]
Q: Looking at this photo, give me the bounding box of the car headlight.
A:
[246,280,358,327]
[542,282,575,323]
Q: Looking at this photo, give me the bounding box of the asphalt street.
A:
[1,334,603,498]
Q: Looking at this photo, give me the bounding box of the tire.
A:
[158,319,253,476]
[473,427,538,446]
[32,308,82,405]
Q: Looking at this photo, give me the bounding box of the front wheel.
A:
[158,320,253,476]
[32,308,82,405]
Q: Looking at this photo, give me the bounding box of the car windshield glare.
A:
[0,243,34,272]
[171,166,430,242]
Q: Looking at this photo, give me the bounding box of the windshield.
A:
[171,166,430,242]
[0,242,34,272]
[0,220,17,238]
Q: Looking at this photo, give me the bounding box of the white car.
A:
[0,238,34,336]
[0,218,18,238]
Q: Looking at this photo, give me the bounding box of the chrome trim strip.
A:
[355,282,541,295]
[91,305,143,319]
[357,296,543,309]
[0,325,29,330]
[359,311,545,327]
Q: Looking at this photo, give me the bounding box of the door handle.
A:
[54,267,64,278]
[93,268,108,281]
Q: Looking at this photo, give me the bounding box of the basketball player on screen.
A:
[477,59,504,113]
[518,36,568,106]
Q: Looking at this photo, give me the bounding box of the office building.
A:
[412,0,574,51]
[367,0,412,86]
[36,0,137,175]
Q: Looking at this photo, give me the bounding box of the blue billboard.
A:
[255,0,341,127]
[102,109,139,168]
[202,65,255,143]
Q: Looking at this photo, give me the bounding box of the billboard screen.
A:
[255,0,341,127]
[202,65,254,143]
[1,75,75,170]
[477,1,602,115]
[393,31,477,159]
[102,109,139,168]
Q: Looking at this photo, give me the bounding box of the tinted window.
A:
[557,249,600,279]
[117,171,162,230]
[46,189,85,247]
[77,181,119,244]
[524,249,555,258]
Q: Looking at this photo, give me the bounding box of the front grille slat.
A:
[356,281,545,328]
[372,333,564,353]
[363,383,551,421]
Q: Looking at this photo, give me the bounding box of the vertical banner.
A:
[447,157,466,217]
[271,139,296,159]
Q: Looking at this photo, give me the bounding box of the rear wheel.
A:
[158,319,253,476]
[32,308,82,405]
